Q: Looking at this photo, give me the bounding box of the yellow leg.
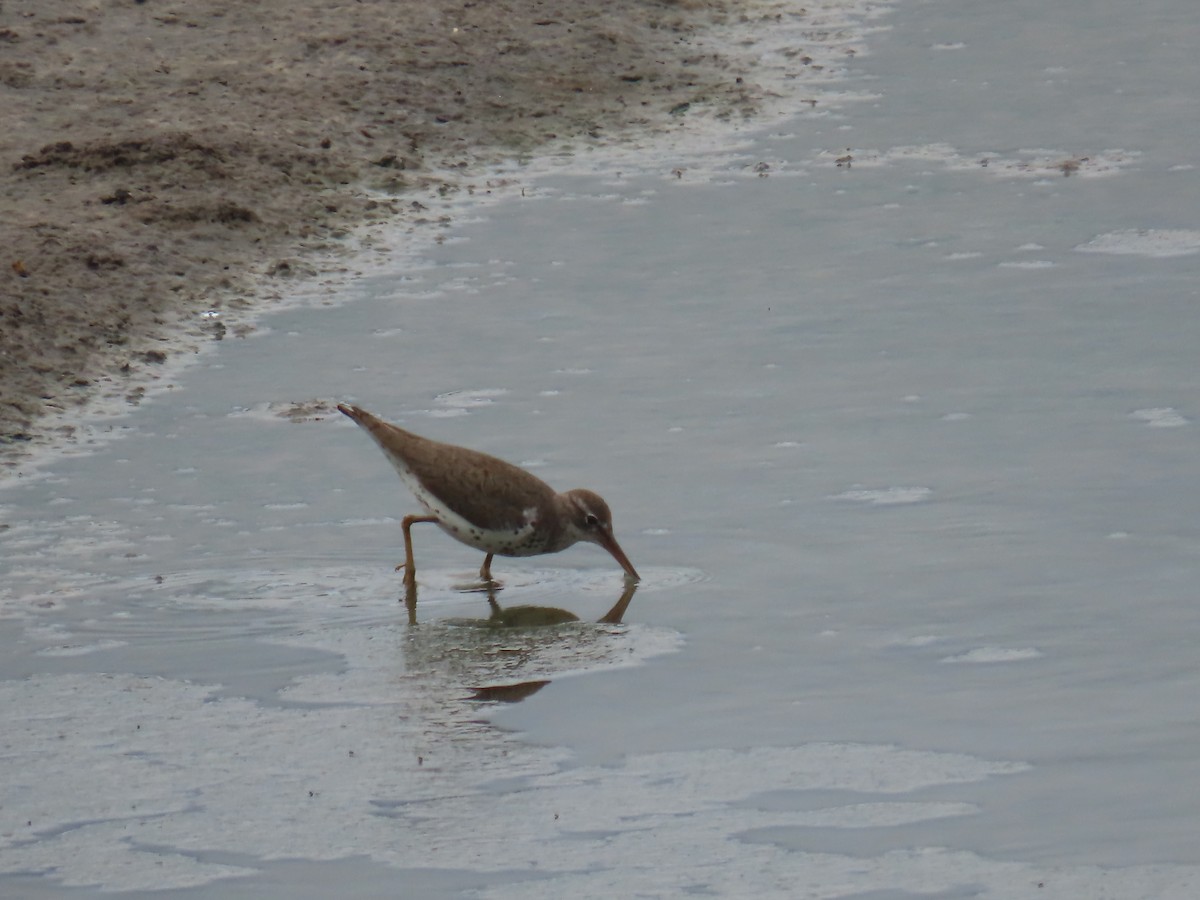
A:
[479,552,495,583]
[396,514,438,594]
[403,581,418,625]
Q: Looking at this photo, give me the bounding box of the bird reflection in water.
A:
[400,568,637,627]
[402,575,638,627]
[399,577,640,703]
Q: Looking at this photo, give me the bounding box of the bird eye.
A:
[583,513,600,528]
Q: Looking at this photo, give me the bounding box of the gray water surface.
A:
[4,0,1200,896]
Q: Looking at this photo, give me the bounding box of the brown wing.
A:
[400,429,557,531]
[340,405,557,531]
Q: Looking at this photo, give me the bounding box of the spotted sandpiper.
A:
[337,404,640,590]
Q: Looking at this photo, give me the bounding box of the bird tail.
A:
[338,403,393,441]
[337,403,384,431]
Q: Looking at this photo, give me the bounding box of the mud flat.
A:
[1,0,858,471]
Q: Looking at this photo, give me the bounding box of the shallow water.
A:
[5,0,1200,896]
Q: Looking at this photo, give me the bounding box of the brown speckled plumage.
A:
[337,403,638,585]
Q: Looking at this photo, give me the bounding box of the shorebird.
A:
[337,404,640,589]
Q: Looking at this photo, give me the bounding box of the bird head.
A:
[562,488,640,582]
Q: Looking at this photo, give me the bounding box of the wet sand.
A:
[0,0,782,471]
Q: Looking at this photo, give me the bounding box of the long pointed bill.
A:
[598,530,640,582]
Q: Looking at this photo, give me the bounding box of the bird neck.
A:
[544,492,584,552]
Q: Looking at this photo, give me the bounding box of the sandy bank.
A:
[1,0,817,473]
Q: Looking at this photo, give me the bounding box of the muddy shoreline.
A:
[1,0,797,473]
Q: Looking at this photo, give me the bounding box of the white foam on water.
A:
[831,486,933,505]
[1076,229,1200,258]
